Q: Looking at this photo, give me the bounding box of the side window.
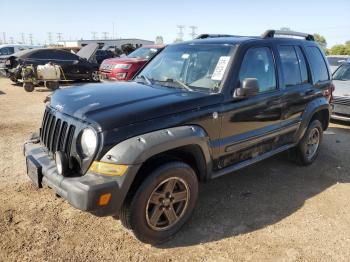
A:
[295,47,309,84]
[239,47,276,93]
[305,46,329,83]
[278,46,301,87]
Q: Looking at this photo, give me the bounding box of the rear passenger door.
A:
[276,45,314,128]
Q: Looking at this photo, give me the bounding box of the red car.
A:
[99,45,164,81]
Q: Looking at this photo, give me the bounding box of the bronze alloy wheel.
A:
[146,177,189,231]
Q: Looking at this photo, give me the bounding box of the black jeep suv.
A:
[24,30,333,244]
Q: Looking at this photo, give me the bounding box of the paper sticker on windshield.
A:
[211,56,231,81]
[182,53,190,59]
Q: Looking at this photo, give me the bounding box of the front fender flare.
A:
[100,125,213,169]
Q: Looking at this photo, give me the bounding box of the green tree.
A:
[313,33,327,50]
[330,43,350,55]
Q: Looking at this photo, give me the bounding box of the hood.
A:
[333,80,350,97]
[77,43,99,61]
[103,57,147,65]
[50,82,219,131]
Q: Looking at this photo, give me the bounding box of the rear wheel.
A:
[120,161,198,244]
[294,119,323,165]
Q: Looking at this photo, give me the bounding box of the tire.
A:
[45,81,59,91]
[120,161,198,244]
[295,119,323,165]
[23,82,34,92]
[90,70,100,82]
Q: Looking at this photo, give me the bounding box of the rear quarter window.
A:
[305,46,329,83]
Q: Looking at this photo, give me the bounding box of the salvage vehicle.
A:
[5,43,100,83]
[24,30,332,244]
[99,45,164,81]
[327,55,350,73]
[331,62,350,121]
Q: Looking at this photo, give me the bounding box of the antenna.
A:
[176,25,185,41]
[91,32,97,40]
[189,26,198,39]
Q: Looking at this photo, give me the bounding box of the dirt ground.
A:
[0,77,350,262]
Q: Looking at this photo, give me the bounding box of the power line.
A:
[47,32,52,45]
[57,32,62,42]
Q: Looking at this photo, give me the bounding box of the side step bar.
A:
[210,143,296,179]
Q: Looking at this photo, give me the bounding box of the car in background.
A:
[331,62,350,121]
[5,43,100,83]
[327,55,350,73]
[95,49,115,64]
[0,44,41,73]
[99,45,164,81]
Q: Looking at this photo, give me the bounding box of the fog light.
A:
[55,151,68,176]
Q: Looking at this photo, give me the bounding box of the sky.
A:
[1,0,350,47]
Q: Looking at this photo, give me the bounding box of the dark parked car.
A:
[331,62,350,121]
[95,49,115,65]
[5,43,100,83]
[24,30,332,244]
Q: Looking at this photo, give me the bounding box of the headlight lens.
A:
[114,63,132,69]
[80,128,97,157]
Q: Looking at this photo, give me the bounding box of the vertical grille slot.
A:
[39,109,76,158]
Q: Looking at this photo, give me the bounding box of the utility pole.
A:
[21,33,25,44]
[57,32,62,42]
[47,32,52,45]
[91,32,97,40]
[102,32,109,39]
[189,26,198,39]
[9,37,14,44]
[176,25,185,41]
[2,32,6,44]
[28,34,33,45]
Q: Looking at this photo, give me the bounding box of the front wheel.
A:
[120,162,198,244]
[23,82,34,92]
[295,119,323,165]
[89,70,100,82]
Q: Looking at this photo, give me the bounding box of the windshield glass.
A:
[0,47,15,56]
[333,64,350,80]
[127,47,160,59]
[327,57,349,66]
[136,44,235,93]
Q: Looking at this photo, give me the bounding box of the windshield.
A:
[333,64,350,80]
[327,57,349,66]
[136,44,235,93]
[127,47,160,59]
[0,47,15,56]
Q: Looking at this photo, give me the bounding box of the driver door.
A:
[218,45,285,168]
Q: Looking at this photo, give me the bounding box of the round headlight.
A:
[80,128,97,157]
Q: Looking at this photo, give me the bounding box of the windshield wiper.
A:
[136,75,152,85]
[165,78,194,91]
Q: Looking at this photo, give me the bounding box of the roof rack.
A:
[195,34,236,39]
[262,30,314,41]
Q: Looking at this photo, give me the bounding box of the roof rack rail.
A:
[262,30,314,41]
[195,34,236,39]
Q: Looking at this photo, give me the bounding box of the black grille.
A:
[333,96,350,106]
[39,108,76,157]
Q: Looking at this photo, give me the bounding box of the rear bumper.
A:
[24,139,140,217]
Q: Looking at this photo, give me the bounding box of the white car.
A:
[0,44,41,69]
[327,55,350,73]
[331,62,350,121]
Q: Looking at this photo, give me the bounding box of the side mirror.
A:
[235,78,259,98]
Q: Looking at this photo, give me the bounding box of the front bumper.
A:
[24,139,140,217]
